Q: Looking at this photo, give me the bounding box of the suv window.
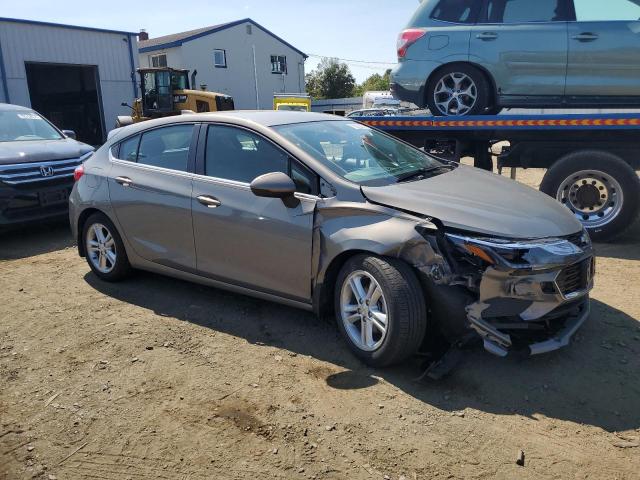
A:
[573,0,640,21]
[431,0,479,23]
[205,125,318,194]
[408,0,480,26]
[137,125,193,172]
[487,0,565,23]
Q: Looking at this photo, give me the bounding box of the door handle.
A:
[115,176,133,187]
[197,195,222,208]
[476,32,498,41]
[572,33,599,42]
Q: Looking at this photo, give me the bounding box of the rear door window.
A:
[573,0,640,21]
[486,0,566,23]
[137,125,194,172]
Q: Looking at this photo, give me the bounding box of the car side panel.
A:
[107,158,196,271]
[192,176,315,302]
[469,22,568,97]
[566,21,640,97]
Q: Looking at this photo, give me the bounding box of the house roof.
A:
[0,17,137,36]
[138,18,307,58]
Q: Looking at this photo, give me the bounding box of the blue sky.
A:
[2,0,420,82]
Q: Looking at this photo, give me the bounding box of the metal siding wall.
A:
[0,20,139,134]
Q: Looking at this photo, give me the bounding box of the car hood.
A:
[361,165,583,239]
[0,139,94,165]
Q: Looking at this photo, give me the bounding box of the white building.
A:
[0,17,139,144]
[138,19,307,110]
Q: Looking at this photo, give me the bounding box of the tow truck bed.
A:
[353,113,640,241]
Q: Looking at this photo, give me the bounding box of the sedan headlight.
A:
[446,233,588,270]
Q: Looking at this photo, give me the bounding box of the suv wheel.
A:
[82,213,132,281]
[427,65,491,116]
[334,255,427,367]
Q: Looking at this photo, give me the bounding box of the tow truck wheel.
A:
[426,64,491,117]
[540,151,640,242]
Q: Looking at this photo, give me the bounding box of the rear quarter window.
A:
[409,0,480,26]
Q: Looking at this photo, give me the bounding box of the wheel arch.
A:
[314,247,428,320]
[425,61,499,109]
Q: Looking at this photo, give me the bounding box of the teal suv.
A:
[392,0,640,115]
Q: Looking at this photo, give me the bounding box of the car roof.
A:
[0,103,34,112]
[109,110,351,142]
[198,110,347,126]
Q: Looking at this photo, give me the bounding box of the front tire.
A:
[540,151,640,242]
[426,64,491,117]
[334,255,427,367]
[82,213,132,281]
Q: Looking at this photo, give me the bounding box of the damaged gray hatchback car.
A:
[70,112,594,366]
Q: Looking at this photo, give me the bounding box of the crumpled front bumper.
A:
[473,297,590,357]
[465,256,594,357]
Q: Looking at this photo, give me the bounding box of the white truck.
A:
[362,91,401,110]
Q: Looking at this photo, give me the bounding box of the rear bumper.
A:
[0,181,72,227]
[391,60,439,108]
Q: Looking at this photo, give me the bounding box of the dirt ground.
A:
[1,168,639,480]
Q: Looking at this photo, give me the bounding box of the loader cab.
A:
[139,68,190,117]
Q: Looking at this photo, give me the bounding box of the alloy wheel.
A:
[86,223,117,274]
[557,170,624,228]
[433,72,478,116]
[340,271,389,352]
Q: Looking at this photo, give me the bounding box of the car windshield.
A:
[274,120,448,186]
[0,110,63,142]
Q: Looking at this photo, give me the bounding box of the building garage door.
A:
[25,63,105,145]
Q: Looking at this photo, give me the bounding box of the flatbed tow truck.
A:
[354,112,640,242]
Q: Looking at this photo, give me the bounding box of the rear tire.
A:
[82,213,132,281]
[540,151,640,242]
[426,64,491,117]
[334,255,427,367]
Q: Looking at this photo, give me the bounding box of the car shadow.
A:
[0,219,74,260]
[594,221,640,261]
[84,270,640,433]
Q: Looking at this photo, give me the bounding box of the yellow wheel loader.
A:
[116,68,234,127]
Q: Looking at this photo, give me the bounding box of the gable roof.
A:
[138,18,307,58]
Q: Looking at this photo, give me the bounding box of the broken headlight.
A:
[445,230,590,271]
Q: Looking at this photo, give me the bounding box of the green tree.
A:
[354,69,392,97]
[305,58,356,99]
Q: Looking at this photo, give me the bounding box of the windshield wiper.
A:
[395,166,450,183]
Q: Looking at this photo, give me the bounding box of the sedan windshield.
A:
[274,120,448,186]
[0,110,63,142]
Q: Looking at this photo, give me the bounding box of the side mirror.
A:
[62,130,76,140]
[250,172,297,203]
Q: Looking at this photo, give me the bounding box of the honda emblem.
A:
[40,165,54,177]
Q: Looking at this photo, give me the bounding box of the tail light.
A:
[73,164,84,182]
[397,28,427,58]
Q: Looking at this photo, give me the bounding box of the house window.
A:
[150,54,167,68]
[213,49,227,68]
[271,55,287,74]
